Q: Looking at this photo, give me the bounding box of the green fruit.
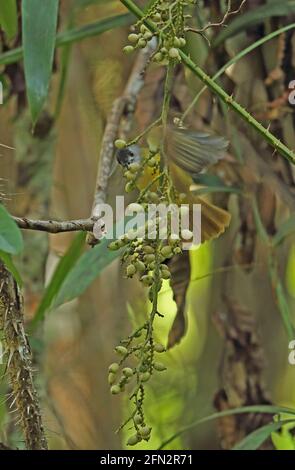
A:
[140,371,151,382]
[169,47,179,59]
[108,373,116,385]
[144,254,155,264]
[179,37,186,47]
[174,247,182,255]
[153,12,162,21]
[144,31,153,40]
[126,264,136,277]
[154,343,165,353]
[139,426,151,438]
[115,346,128,356]
[135,260,146,273]
[129,162,140,173]
[124,170,135,181]
[154,361,167,372]
[134,414,143,425]
[128,33,139,43]
[111,385,121,395]
[161,270,171,280]
[123,45,134,54]
[138,38,147,48]
[122,367,133,378]
[143,245,154,254]
[114,139,126,149]
[148,192,159,203]
[141,275,153,286]
[108,241,120,251]
[154,52,163,62]
[161,246,172,258]
[127,434,141,446]
[147,156,157,167]
[109,362,119,373]
[125,182,134,193]
[173,37,181,47]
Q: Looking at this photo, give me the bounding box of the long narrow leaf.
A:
[22,0,59,124]
[158,405,295,449]
[273,214,295,247]
[0,0,17,40]
[233,420,295,450]
[0,13,132,66]
[0,204,23,255]
[0,250,23,286]
[53,237,122,309]
[30,232,86,330]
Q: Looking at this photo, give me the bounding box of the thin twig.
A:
[13,216,94,234]
[89,41,156,243]
[186,0,247,35]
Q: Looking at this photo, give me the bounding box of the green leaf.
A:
[74,0,110,7]
[0,14,132,66]
[0,204,23,255]
[191,174,242,196]
[0,0,17,40]
[53,236,122,309]
[0,250,23,286]
[191,186,242,196]
[214,1,295,46]
[192,173,224,186]
[233,420,295,450]
[273,214,295,247]
[22,0,59,124]
[158,405,295,449]
[30,232,86,330]
[56,13,131,47]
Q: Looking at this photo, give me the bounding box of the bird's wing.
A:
[165,127,228,174]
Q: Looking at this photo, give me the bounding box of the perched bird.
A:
[116,124,231,242]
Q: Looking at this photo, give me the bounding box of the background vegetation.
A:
[0,0,295,450]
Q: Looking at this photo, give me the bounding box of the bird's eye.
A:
[128,151,134,157]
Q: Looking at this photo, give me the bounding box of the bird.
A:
[116,123,231,242]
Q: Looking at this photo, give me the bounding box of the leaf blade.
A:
[22,0,59,124]
[158,405,295,449]
[53,237,122,309]
[0,0,18,40]
[0,14,133,66]
[30,232,86,330]
[0,204,23,255]
[233,420,295,451]
[0,250,23,286]
[273,214,295,246]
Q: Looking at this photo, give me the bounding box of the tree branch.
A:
[13,216,94,234]
[89,41,156,243]
[6,38,154,239]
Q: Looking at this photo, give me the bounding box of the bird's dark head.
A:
[116,144,141,168]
